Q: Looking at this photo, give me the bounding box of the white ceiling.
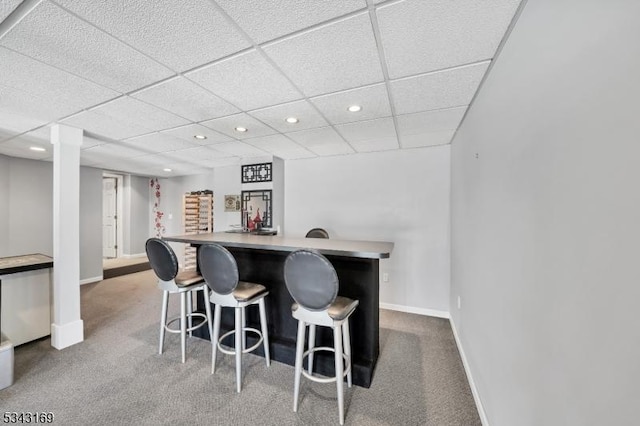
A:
[0,0,522,177]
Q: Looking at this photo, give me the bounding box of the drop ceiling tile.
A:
[0,130,52,160]
[243,134,305,154]
[123,133,198,154]
[62,110,151,140]
[287,126,355,156]
[248,100,328,133]
[91,97,190,133]
[160,124,232,145]
[377,0,521,78]
[0,1,173,92]
[160,162,212,176]
[216,0,366,44]
[401,130,456,149]
[81,143,148,168]
[131,77,239,122]
[201,112,277,139]
[310,83,392,125]
[0,83,81,125]
[0,48,118,110]
[210,141,269,158]
[0,129,18,143]
[168,146,234,162]
[396,107,466,148]
[390,62,489,115]
[263,13,384,96]
[335,117,399,152]
[0,109,47,140]
[56,0,250,72]
[186,50,301,110]
[0,1,21,22]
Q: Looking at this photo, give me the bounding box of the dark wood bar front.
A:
[163,233,393,388]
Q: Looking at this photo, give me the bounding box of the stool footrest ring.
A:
[218,327,264,356]
[164,313,208,334]
[301,346,351,384]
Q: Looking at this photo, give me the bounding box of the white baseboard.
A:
[450,317,489,426]
[379,303,450,319]
[51,319,84,350]
[80,275,103,285]
[121,253,146,259]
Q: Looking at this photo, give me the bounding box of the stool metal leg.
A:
[211,303,221,374]
[334,325,344,425]
[187,291,193,338]
[203,288,213,342]
[241,306,246,352]
[308,324,316,374]
[180,292,187,363]
[159,290,169,355]
[258,298,271,366]
[342,321,352,388]
[234,307,242,393]
[293,320,306,413]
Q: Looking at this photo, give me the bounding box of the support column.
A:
[50,124,84,349]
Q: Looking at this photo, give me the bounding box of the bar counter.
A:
[163,232,393,388]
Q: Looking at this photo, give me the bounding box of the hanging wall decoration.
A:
[241,162,272,183]
[224,194,241,212]
[150,178,165,238]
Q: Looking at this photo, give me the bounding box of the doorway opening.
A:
[102,173,123,259]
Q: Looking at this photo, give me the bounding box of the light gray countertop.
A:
[163,232,393,259]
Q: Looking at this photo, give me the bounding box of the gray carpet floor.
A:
[2,270,480,425]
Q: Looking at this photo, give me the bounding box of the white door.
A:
[103,177,117,258]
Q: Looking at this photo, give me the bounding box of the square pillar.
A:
[50,124,84,349]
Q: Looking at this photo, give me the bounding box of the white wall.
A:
[8,157,53,257]
[450,1,640,425]
[0,155,102,281]
[285,147,451,314]
[0,155,9,256]
[79,167,102,280]
[123,174,150,256]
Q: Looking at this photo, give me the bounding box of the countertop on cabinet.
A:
[163,232,393,259]
[0,254,53,276]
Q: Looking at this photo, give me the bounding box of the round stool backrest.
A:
[305,228,329,239]
[284,249,338,311]
[198,243,239,295]
[145,238,178,281]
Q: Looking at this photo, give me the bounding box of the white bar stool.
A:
[146,238,213,363]
[284,249,359,425]
[198,243,271,393]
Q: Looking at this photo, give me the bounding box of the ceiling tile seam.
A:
[0,0,42,40]
[49,0,181,75]
[389,59,493,84]
[449,0,528,146]
[202,0,317,141]
[204,0,366,153]
[365,0,402,149]
[373,0,406,12]
[396,103,470,118]
[251,8,370,49]
[0,45,124,106]
[155,123,230,142]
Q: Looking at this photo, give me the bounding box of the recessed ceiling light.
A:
[347,105,362,112]
[163,168,172,172]
[285,117,299,124]
[29,146,46,152]
[235,126,248,133]
[194,134,207,140]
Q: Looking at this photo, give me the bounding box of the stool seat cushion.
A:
[328,296,358,321]
[292,296,358,321]
[234,281,268,302]
[175,271,205,287]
